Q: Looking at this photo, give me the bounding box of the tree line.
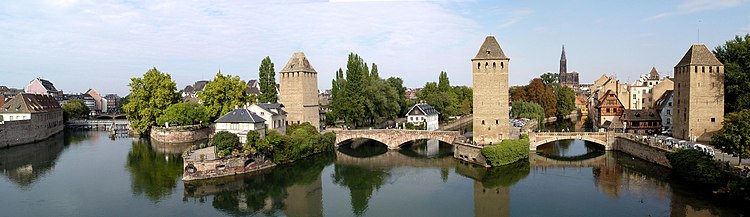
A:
[509,72,576,122]
[711,34,750,165]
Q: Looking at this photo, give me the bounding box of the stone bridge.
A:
[334,129,462,149]
[336,151,455,169]
[528,132,615,151]
[528,153,609,168]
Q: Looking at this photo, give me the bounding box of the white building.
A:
[405,103,439,131]
[214,108,266,144]
[654,90,674,132]
[247,103,287,134]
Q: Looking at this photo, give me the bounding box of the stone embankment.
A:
[0,119,63,148]
[182,146,276,181]
[150,125,211,143]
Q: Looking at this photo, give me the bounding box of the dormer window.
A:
[486,50,490,54]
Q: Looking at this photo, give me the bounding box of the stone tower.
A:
[673,44,724,142]
[472,36,510,145]
[279,52,320,131]
[559,45,567,80]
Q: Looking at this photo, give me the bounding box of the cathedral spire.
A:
[560,45,567,74]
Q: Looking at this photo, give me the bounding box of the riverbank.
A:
[182,146,276,181]
[150,125,210,143]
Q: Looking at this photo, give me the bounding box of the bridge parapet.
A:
[334,129,462,149]
[528,131,615,151]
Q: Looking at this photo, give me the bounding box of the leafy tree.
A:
[214,131,239,157]
[118,94,129,111]
[666,149,724,188]
[714,34,750,113]
[155,102,210,127]
[198,72,254,121]
[330,68,347,126]
[511,101,545,128]
[386,77,409,116]
[540,72,559,86]
[123,67,181,134]
[526,78,557,117]
[62,98,89,122]
[342,53,366,127]
[417,71,457,121]
[555,86,576,117]
[453,86,473,115]
[258,56,278,103]
[711,109,750,165]
[510,86,528,102]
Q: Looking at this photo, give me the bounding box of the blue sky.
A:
[1,0,749,96]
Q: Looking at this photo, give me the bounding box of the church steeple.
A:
[560,45,567,74]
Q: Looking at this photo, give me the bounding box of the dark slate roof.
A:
[1,93,61,113]
[246,86,260,95]
[676,44,723,67]
[280,52,317,73]
[183,85,194,93]
[38,78,57,92]
[247,79,259,87]
[622,109,661,122]
[193,80,209,92]
[406,103,438,116]
[654,90,673,111]
[472,36,510,60]
[255,103,287,115]
[215,108,266,123]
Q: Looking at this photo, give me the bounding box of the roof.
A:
[245,86,260,95]
[472,36,510,60]
[280,52,317,73]
[1,93,61,113]
[648,67,660,79]
[214,108,266,123]
[193,80,209,92]
[560,45,566,61]
[37,78,57,92]
[595,89,624,109]
[255,103,287,115]
[653,90,673,111]
[247,80,259,87]
[602,120,624,129]
[676,44,723,67]
[622,109,661,122]
[406,103,438,116]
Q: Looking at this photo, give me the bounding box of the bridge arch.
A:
[528,132,614,151]
[334,130,462,150]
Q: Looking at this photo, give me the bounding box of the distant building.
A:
[214,108,266,144]
[0,93,63,147]
[654,90,674,131]
[247,103,287,134]
[86,88,103,112]
[24,78,63,102]
[673,44,724,142]
[472,35,510,144]
[0,86,24,99]
[622,109,661,135]
[246,79,261,96]
[182,80,209,102]
[279,52,320,131]
[104,94,121,112]
[594,90,625,132]
[623,67,673,110]
[406,102,439,131]
[318,89,331,112]
[559,45,580,87]
[404,88,421,100]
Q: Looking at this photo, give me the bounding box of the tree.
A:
[258,56,278,103]
[417,71,457,121]
[214,131,239,157]
[540,72,559,86]
[123,67,181,134]
[526,78,557,117]
[511,101,545,128]
[62,99,89,122]
[155,102,210,127]
[343,53,366,127]
[555,86,576,117]
[453,86,473,115]
[714,34,750,113]
[711,109,750,165]
[386,77,409,116]
[510,86,528,102]
[198,72,254,121]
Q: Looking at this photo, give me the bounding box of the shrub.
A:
[213,131,239,157]
[271,123,336,163]
[666,149,725,188]
[481,137,530,167]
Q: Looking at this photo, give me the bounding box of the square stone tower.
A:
[279,52,320,131]
[472,36,510,145]
[673,44,724,142]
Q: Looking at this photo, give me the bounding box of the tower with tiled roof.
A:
[279,52,320,131]
[472,36,510,145]
[673,44,724,142]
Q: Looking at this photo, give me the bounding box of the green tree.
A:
[213,131,239,157]
[386,77,409,116]
[330,68,347,126]
[666,149,724,187]
[453,86,473,115]
[123,67,181,134]
[540,72,559,86]
[155,102,210,127]
[198,72,254,121]
[62,98,89,122]
[343,53,366,127]
[526,78,557,117]
[417,72,456,121]
[511,101,545,128]
[711,109,750,165]
[555,86,576,117]
[714,34,750,113]
[258,56,278,103]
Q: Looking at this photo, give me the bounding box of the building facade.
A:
[406,103,439,131]
[472,36,510,145]
[622,109,662,135]
[673,44,725,142]
[214,108,266,144]
[559,45,580,87]
[654,90,674,132]
[0,93,64,147]
[247,103,287,134]
[594,90,625,132]
[279,52,320,131]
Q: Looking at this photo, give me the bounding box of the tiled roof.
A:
[473,36,510,60]
[255,103,287,116]
[215,108,266,123]
[280,52,317,73]
[193,81,209,92]
[653,90,673,111]
[676,44,723,67]
[38,78,57,92]
[622,109,661,122]
[1,93,61,113]
[406,103,438,116]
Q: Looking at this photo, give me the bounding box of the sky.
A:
[1,0,749,96]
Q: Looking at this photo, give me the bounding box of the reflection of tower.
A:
[473,181,510,217]
[283,174,323,217]
[472,36,510,145]
[279,52,321,131]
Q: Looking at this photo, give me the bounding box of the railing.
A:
[533,132,606,136]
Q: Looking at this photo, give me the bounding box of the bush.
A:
[667,149,726,188]
[271,123,336,163]
[481,137,530,167]
[213,131,239,157]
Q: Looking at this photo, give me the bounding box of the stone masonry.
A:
[673,44,724,142]
[279,52,321,131]
[334,129,461,149]
[472,36,510,145]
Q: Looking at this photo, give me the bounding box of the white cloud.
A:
[647,0,742,20]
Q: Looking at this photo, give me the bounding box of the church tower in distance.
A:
[472,36,510,145]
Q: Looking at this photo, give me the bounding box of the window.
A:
[231,123,239,130]
[477,63,480,69]
[485,62,488,69]
[493,62,496,69]
[666,109,671,115]
[501,62,504,68]
[632,94,636,99]
[668,102,672,106]
[606,108,611,113]
[702,66,705,73]
[667,118,671,124]
[482,120,485,125]
[495,120,499,125]
[711,118,716,123]
[641,98,645,103]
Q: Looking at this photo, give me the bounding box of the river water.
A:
[0,131,746,217]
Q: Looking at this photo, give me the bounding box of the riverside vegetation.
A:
[214,123,336,164]
[481,134,530,167]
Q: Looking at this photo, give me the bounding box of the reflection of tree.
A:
[332,164,391,216]
[125,140,183,202]
[184,153,334,216]
[0,133,65,188]
[481,161,530,188]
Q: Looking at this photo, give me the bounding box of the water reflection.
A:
[337,139,388,158]
[536,140,605,160]
[331,164,390,216]
[399,139,454,159]
[0,132,65,188]
[125,139,186,202]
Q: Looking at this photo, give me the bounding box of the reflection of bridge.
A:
[93,113,127,119]
[528,132,614,151]
[528,153,608,168]
[335,151,455,168]
[334,130,462,149]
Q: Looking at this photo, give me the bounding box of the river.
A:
[0,130,746,216]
